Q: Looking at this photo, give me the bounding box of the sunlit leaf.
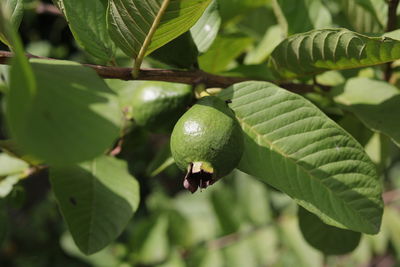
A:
[219,81,383,234]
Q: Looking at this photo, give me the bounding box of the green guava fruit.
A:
[170,96,244,193]
[131,82,192,133]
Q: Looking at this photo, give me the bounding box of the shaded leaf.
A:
[274,0,332,35]
[150,32,198,68]
[219,81,383,234]
[298,207,361,255]
[108,0,212,58]
[7,59,122,166]
[51,156,140,255]
[53,0,115,63]
[269,28,400,80]
[333,77,400,147]
[341,0,386,34]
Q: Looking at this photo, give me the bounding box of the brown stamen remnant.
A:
[183,162,216,193]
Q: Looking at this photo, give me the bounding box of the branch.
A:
[0,50,323,93]
[385,0,400,81]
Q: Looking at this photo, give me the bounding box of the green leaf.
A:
[190,0,221,53]
[0,0,24,46]
[50,156,140,255]
[341,0,386,34]
[150,32,198,68]
[60,232,120,267]
[298,207,361,255]
[6,59,122,166]
[333,78,400,147]
[146,141,175,177]
[218,0,269,23]
[244,25,283,65]
[53,0,115,63]
[108,0,212,58]
[269,28,400,80]
[132,215,170,265]
[279,215,323,267]
[199,33,252,73]
[273,0,332,35]
[233,170,271,225]
[218,81,383,234]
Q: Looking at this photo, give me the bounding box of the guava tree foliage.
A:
[0,0,399,260]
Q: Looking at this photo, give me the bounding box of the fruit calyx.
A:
[183,162,216,193]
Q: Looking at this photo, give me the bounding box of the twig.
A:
[384,0,400,81]
[0,50,323,93]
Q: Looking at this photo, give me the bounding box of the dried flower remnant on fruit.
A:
[184,162,216,193]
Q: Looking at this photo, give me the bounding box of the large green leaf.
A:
[333,78,400,147]
[108,0,212,58]
[0,0,24,46]
[269,28,400,80]
[6,59,122,166]
[53,0,115,63]
[298,207,361,255]
[219,81,383,234]
[50,156,140,255]
[190,0,221,53]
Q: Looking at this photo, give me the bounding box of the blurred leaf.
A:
[150,32,198,68]
[60,232,120,267]
[0,174,19,198]
[53,0,115,63]
[219,81,383,234]
[187,247,224,267]
[108,0,212,58]
[218,0,269,23]
[233,170,271,225]
[333,78,400,147]
[156,249,185,267]
[51,156,140,255]
[269,29,400,80]
[199,33,252,73]
[274,0,332,35]
[210,182,242,235]
[298,207,361,255]
[131,215,169,265]
[383,206,400,257]
[222,236,258,267]
[279,215,323,267]
[146,142,175,177]
[244,25,283,64]
[191,0,221,53]
[338,115,373,147]
[173,191,219,244]
[341,0,386,34]
[0,0,23,46]
[7,59,122,166]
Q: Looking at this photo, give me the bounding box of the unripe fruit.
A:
[170,96,244,193]
[131,82,192,133]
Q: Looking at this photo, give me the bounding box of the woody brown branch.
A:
[0,50,324,93]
